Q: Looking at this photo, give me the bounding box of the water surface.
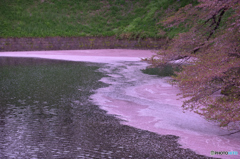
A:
[0,57,211,158]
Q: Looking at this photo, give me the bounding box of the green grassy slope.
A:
[0,0,198,38]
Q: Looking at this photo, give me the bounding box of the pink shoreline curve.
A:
[1,49,239,159]
[0,49,155,63]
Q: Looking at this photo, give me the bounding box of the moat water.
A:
[0,53,239,159]
[0,57,210,158]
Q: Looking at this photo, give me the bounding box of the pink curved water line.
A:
[1,49,239,159]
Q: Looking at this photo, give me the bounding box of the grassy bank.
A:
[0,0,198,39]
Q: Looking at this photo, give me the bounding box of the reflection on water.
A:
[0,57,65,67]
[0,57,212,158]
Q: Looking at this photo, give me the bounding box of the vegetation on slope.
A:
[144,0,240,129]
[0,0,197,38]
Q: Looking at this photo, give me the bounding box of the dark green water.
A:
[0,57,212,158]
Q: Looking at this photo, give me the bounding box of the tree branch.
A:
[220,130,240,136]
[207,8,227,40]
